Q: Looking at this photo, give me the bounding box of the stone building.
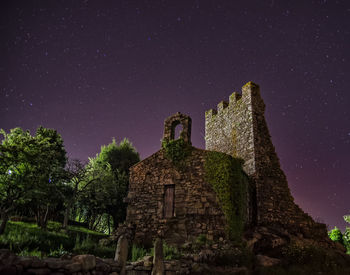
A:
[125,81,327,247]
[125,113,234,246]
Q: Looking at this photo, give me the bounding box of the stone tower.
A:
[205,82,325,235]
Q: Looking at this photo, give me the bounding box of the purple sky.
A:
[1,1,349,230]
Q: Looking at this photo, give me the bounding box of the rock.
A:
[115,235,129,275]
[17,257,35,268]
[334,241,347,253]
[26,268,51,275]
[256,254,281,267]
[0,265,17,275]
[152,238,164,275]
[95,260,111,272]
[65,262,82,273]
[44,258,69,269]
[31,259,47,268]
[0,249,12,260]
[72,254,96,271]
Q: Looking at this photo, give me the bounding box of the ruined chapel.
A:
[125,82,327,247]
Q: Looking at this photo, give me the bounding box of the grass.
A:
[0,220,113,258]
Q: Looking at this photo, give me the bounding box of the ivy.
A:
[161,138,191,168]
[204,151,248,241]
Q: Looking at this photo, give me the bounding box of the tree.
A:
[28,127,67,228]
[0,128,34,234]
[96,138,140,229]
[76,138,139,231]
[0,126,67,232]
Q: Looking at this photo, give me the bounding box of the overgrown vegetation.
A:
[328,214,350,255]
[0,126,140,236]
[161,138,191,168]
[204,151,248,241]
[0,220,113,258]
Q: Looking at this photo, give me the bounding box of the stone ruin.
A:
[124,81,344,258]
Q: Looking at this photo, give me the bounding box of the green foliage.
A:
[162,242,181,260]
[0,220,73,254]
[328,227,344,245]
[161,138,191,167]
[0,220,108,257]
[195,234,208,246]
[343,227,350,254]
[0,126,67,230]
[76,138,139,231]
[344,214,350,224]
[130,244,148,261]
[204,151,248,240]
[48,244,68,257]
[73,238,115,258]
[129,242,181,261]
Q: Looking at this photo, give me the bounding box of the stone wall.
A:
[0,249,193,275]
[205,82,327,236]
[126,147,227,247]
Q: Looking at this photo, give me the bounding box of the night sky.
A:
[1,1,349,230]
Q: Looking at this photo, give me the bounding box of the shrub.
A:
[328,226,343,245]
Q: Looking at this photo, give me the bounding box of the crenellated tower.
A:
[205,82,326,235]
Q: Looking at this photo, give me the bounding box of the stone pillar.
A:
[151,238,164,275]
[114,235,128,275]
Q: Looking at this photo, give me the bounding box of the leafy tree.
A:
[28,127,67,228]
[0,128,34,234]
[77,138,139,231]
[0,126,67,232]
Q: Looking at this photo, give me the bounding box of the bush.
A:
[328,227,343,245]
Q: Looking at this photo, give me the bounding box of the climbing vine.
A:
[161,138,191,168]
[204,151,248,241]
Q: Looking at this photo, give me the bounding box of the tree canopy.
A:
[76,138,140,231]
[0,126,67,233]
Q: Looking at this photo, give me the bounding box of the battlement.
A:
[205,81,263,124]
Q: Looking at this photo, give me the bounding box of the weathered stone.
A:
[26,268,51,275]
[31,259,47,268]
[65,262,82,273]
[256,254,281,267]
[44,258,69,269]
[114,234,128,275]
[72,255,96,271]
[152,238,164,275]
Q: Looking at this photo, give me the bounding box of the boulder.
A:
[256,254,281,267]
[72,254,96,271]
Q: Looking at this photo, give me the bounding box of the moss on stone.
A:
[161,138,191,168]
[204,151,248,241]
